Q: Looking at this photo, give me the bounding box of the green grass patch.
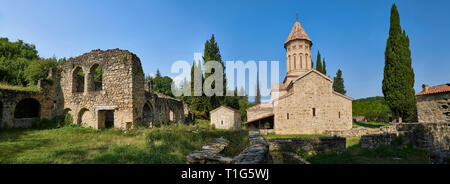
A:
[353,121,391,129]
[0,121,248,164]
[0,82,39,92]
[264,133,327,140]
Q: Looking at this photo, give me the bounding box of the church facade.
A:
[246,19,353,134]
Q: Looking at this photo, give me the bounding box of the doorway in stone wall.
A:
[105,111,114,129]
[98,110,115,129]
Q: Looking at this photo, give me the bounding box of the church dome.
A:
[284,20,312,48]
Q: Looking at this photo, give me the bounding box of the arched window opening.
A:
[312,108,316,117]
[73,67,85,93]
[288,55,291,71]
[14,98,40,119]
[339,112,341,119]
[287,113,290,120]
[293,54,297,69]
[78,108,90,125]
[142,103,154,127]
[89,64,102,91]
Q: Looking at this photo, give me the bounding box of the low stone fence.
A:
[186,137,233,164]
[270,152,309,164]
[361,133,403,150]
[186,130,270,164]
[360,122,450,151]
[430,150,450,164]
[234,130,271,164]
[324,127,380,137]
[267,137,346,154]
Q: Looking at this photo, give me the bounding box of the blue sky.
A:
[1,0,449,100]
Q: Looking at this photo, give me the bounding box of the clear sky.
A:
[1,0,449,100]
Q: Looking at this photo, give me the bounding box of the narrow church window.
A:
[300,54,303,69]
[287,113,290,120]
[221,120,223,125]
[293,54,296,69]
[312,108,316,117]
[339,112,341,119]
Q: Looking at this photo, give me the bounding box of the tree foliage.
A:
[353,96,392,123]
[332,69,346,95]
[315,51,322,73]
[0,37,62,86]
[382,4,417,123]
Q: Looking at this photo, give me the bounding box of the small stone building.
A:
[210,106,241,130]
[416,83,450,123]
[245,18,353,134]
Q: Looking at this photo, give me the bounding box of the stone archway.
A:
[77,108,90,126]
[88,63,102,91]
[14,98,40,119]
[72,66,85,93]
[142,103,154,127]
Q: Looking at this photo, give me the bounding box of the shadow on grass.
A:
[353,121,390,129]
[304,138,429,164]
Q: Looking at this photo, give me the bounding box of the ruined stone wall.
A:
[59,49,139,129]
[0,80,55,128]
[267,137,346,154]
[273,71,352,134]
[361,122,450,151]
[417,93,450,123]
[136,92,186,127]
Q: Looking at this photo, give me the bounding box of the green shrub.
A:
[32,118,58,129]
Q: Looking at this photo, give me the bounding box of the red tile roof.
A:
[285,20,311,47]
[246,104,273,111]
[416,83,450,96]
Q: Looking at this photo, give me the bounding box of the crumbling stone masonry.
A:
[267,137,346,154]
[1,49,190,129]
[59,49,189,129]
[0,78,56,128]
[361,122,450,151]
[186,130,271,164]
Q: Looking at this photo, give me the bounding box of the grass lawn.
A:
[301,137,429,164]
[353,121,391,129]
[0,83,39,92]
[0,121,248,164]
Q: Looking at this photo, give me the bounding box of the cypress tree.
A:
[255,71,261,104]
[316,51,322,73]
[382,4,416,123]
[333,69,346,95]
[203,34,227,109]
[322,58,327,75]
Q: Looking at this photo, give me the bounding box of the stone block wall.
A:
[360,122,450,151]
[273,71,352,134]
[210,106,241,130]
[267,137,346,154]
[416,93,450,123]
[0,82,55,128]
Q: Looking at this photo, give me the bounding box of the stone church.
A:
[246,18,353,134]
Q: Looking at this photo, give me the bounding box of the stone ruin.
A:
[0,49,191,129]
[186,130,271,164]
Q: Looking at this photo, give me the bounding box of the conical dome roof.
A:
[285,20,311,47]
